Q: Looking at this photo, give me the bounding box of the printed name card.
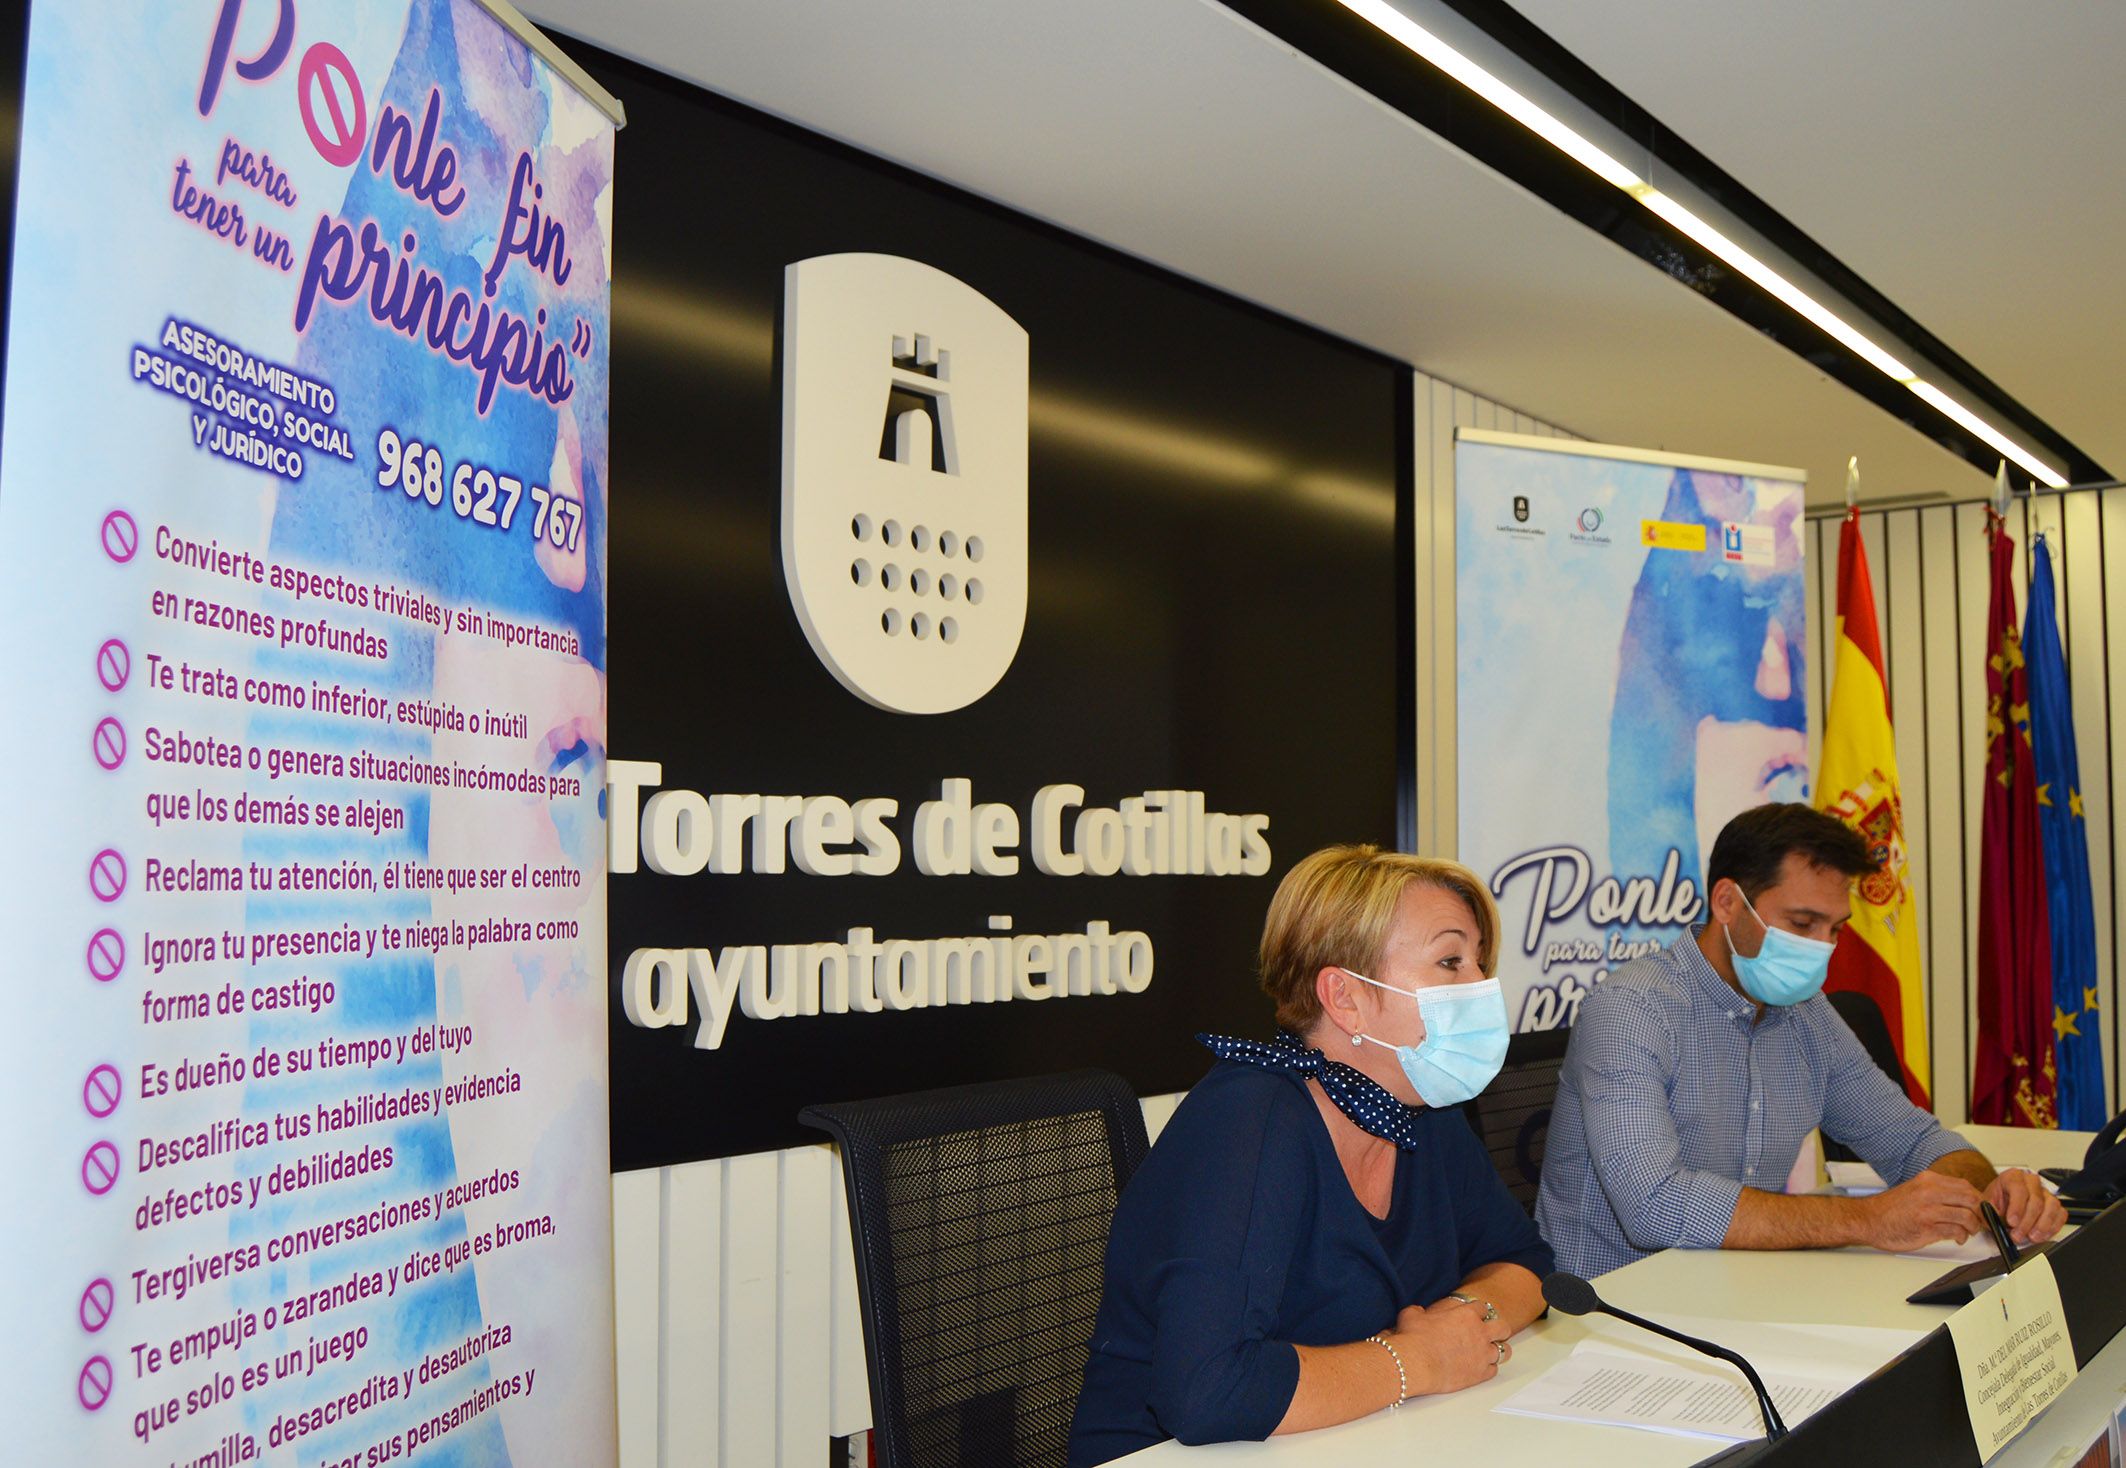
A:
[1945,1254,2077,1463]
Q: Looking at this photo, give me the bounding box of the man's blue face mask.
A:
[1341,968,1509,1107]
[1723,888,1836,1006]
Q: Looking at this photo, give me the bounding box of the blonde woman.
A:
[1069,846,1550,1465]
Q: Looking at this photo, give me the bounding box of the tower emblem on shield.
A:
[782,254,1029,714]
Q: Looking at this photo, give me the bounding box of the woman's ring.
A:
[1481,1302,1498,1323]
[1494,1340,1509,1365]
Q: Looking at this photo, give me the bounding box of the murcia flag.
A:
[1816,509,1929,1104]
[1972,513,2058,1127]
[2024,539,2105,1128]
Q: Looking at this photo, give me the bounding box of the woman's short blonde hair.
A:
[1259,844,1499,1033]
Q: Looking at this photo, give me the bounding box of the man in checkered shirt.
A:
[1535,804,2066,1279]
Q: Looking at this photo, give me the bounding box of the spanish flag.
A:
[1816,508,1930,1104]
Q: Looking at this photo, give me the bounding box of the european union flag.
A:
[2026,539,2106,1128]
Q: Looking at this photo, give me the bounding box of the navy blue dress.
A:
[1066,1060,1554,1466]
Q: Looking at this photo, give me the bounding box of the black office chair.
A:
[800,1071,1150,1468]
[1822,989,1909,1164]
[1466,1026,1572,1212]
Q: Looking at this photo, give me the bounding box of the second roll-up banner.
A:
[0,3,622,1465]
[1454,430,1810,1031]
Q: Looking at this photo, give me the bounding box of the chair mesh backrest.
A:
[1474,1026,1572,1211]
[1823,991,1905,1163]
[801,1071,1149,1468]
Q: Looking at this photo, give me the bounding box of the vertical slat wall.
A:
[610,1093,1189,1468]
[615,372,1566,1468]
[1409,375,1579,855]
[1807,495,2123,1129]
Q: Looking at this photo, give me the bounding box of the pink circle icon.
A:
[86,928,124,983]
[78,1355,113,1411]
[79,1278,114,1334]
[77,1353,112,1404]
[96,640,130,692]
[83,1065,122,1120]
[92,718,126,771]
[100,510,138,564]
[88,850,126,904]
[297,43,367,168]
[81,1141,121,1197]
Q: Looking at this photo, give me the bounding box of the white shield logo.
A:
[782,254,1030,714]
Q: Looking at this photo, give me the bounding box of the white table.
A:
[1956,1122,2098,1175]
[1110,1127,2110,1465]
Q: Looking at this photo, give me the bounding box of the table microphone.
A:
[1542,1271,1789,1441]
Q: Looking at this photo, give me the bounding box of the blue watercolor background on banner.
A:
[0,1,613,1462]
[1455,442,1807,1032]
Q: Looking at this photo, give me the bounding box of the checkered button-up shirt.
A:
[1534,929,1969,1278]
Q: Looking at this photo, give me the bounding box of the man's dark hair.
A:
[1706,803,1877,899]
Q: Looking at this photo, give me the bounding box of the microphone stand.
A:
[1591,1297,1790,1442]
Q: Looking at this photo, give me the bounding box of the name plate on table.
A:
[1944,1253,2078,1462]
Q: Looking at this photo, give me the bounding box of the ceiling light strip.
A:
[1629,192,1911,381]
[1905,383,2064,486]
[1331,0,2069,489]
[1335,0,1644,189]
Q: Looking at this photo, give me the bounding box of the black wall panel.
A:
[584,50,1411,1167]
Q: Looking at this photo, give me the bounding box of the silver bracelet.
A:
[1447,1291,1499,1322]
[1364,1333,1408,1410]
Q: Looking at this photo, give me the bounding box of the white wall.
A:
[1801,495,2124,1126]
[610,1095,1188,1468]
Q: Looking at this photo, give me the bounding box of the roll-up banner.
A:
[1454,430,1809,1029]
[0,3,622,1465]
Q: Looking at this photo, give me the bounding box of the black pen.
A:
[1979,1200,2021,1269]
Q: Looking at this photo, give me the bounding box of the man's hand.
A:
[1861,1170,1985,1252]
[1984,1169,2068,1245]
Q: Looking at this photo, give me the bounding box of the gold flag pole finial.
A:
[1994,461,2011,519]
[1845,456,1859,511]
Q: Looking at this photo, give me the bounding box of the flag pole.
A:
[1845,456,1859,518]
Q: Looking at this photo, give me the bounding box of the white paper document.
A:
[1495,1315,1926,1443]
[1496,1344,1847,1442]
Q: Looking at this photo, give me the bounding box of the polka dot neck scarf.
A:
[1198,1030,1432,1151]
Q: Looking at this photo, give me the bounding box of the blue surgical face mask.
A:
[1341,969,1509,1107]
[1723,889,1835,1006]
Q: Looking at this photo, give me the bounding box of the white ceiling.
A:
[1512,0,2126,492]
[523,0,2108,506]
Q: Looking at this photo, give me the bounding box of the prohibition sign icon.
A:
[79,1278,115,1334]
[100,510,138,563]
[92,718,126,771]
[86,927,124,983]
[298,43,366,168]
[83,1064,123,1120]
[78,1356,113,1411]
[96,639,130,692]
[81,1141,121,1196]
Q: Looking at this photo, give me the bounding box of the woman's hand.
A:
[1387,1299,1512,1396]
[1277,1297,1517,1434]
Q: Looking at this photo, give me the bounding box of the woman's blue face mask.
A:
[1723,889,1836,1006]
[1340,969,1509,1107]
